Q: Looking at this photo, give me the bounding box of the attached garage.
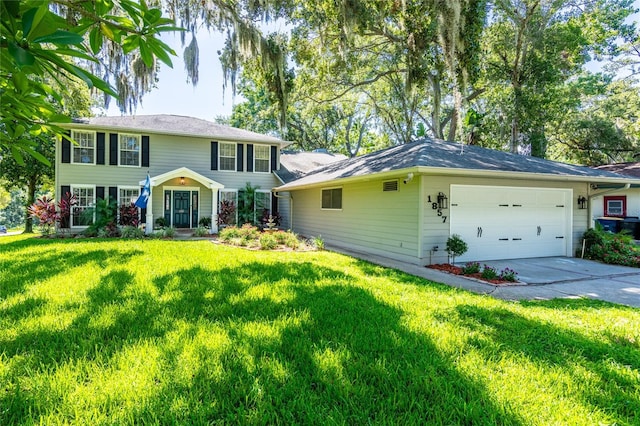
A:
[450,185,572,262]
[275,138,639,265]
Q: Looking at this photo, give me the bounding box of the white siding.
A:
[590,189,640,220]
[275,192,292,230]
[57,133,283,226]
[290,178,421,263]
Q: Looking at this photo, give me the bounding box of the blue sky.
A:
[102,31,234,120]
[101,2,640,121]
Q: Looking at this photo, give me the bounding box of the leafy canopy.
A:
[0,0,180,162]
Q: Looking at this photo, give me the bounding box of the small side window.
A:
[604,196,626,217]
[322,188,342,210]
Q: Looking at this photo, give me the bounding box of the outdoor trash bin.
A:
[619,218,640,239]
[596,217,622,233]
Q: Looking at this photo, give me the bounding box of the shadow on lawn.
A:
[5,255,636,424]
[455,305,640,424]
[138,263,525,424]
[1,259,525,425]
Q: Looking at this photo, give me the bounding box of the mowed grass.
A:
[1,235,639,425]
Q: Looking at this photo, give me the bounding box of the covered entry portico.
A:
[140,167,224,234]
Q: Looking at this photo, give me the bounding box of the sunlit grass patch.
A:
[1,234,639,425]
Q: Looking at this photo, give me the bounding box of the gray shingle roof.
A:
[276,151,348,183]
[594,162,640,178]
[68,114,288,145]
[276,138,635,190]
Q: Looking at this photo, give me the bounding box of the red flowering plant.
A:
[28,196,58,235]
[57,192,77,232]
[119,203,140,227]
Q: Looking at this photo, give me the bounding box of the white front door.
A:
[450,185,572,262]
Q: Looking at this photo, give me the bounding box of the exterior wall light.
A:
[577,195,587,209]
[437,192,448,209]
[180,176,185,185]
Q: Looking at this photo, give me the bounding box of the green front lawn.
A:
[1,235,638,425]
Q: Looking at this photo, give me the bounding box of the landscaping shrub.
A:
[121,226,145,239]
[163,227,176,238]
[198,217,212,228]
[481,265,499,280]
[461,261,480,275]
[583,226,640,267]
[446,234,468,264]
[312,235,325,251]
[499,268,518,282]
[217,200,236,226]
[193,226,209,237]
[219,224,259,246]
[155,217,167,229]
[259,232,278,250]
[281,231,300,249]
[119,203,139,227]
[28,196,57,235]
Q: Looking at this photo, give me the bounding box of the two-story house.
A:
[56,115,290,233]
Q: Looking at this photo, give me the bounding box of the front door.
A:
[173,191,191,228]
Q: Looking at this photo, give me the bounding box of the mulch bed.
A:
[427,263,520,285]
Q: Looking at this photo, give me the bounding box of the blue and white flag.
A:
[135,174,151,209]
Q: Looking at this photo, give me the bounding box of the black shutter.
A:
[61,133,71,163]
[271,146,277,171]
[96,132,105,165]
[60,185,71,228]
[247,144,254,172]
[96,186,105,201]
[272,193,278,213]
[211,141,218,170]
[109,133,118,165]
[237,143,244,172]
[109,186,118,204]
[141,135,150,167]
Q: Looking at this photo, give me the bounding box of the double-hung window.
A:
[322,188,342,210]
[119,187,140,207]
[72,131,96,164]
[604,196,626,217]
[219,190,238,225]
[119,134,141,167]
[255,190,272,222]
[254,145,270,173]
[71,186,95,227]
[219,142,236,171]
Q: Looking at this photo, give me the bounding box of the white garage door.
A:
[450,185,572,262]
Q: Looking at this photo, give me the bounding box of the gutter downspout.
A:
[587,183,631,228]
[273,191,292,230]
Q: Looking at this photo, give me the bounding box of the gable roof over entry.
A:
[142,167,224,189]
[275,138,639,190]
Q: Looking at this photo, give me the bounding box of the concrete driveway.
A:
[331,246,640,307]
[476,257,640,307]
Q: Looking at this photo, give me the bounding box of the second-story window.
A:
[119,134,140,167]
[219,142,236,171]
[72,131,95,164]
[254,145,270,173]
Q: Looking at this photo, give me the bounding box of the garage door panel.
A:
[451,185,571,262]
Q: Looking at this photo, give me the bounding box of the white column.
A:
[145,187,154,235]
[210,188,219,234]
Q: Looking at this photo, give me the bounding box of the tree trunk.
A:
[23,176,37,233]
[447,85,462,142]
[429,74,443,139]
